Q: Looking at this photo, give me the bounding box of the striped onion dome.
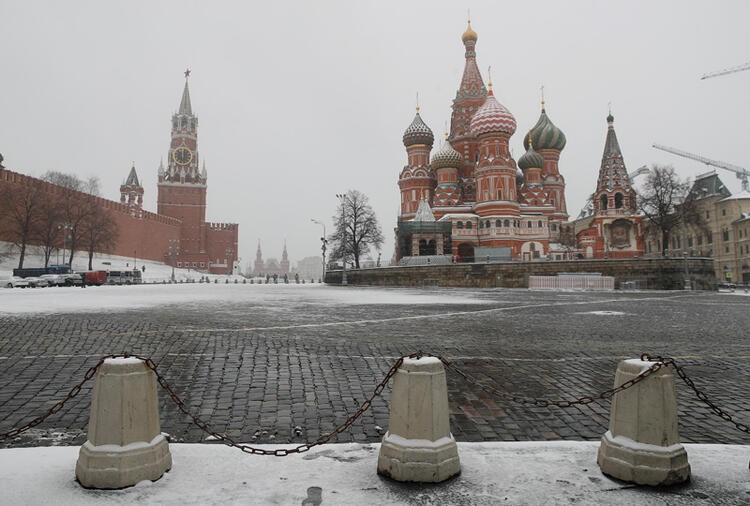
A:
[402,110,434,147]
[518,144,545,170]
[523,108,566,151]
[430,137,462,170]
[469,89,517,136]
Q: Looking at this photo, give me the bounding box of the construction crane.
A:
[700,61,750,80]
[652,143,749,191]
[629,165,650,179]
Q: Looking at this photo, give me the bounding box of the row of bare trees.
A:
[0,171,118,270]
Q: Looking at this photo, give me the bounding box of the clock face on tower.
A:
[172,146,193,166]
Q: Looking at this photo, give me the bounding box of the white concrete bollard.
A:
[76,357,172,489]
[377,356,460,482]
[597,358,690,486]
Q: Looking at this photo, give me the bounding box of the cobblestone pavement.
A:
[1,286,749,449]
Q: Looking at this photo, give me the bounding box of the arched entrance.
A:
[457,243,474,263]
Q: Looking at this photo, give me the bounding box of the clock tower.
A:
[157,70,209,259]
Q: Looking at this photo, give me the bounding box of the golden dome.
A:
[461,21,477,43]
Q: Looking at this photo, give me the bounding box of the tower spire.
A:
[540,85,545,111]
[179,69,193,116]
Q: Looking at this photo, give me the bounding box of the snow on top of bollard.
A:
[104,357,145,366]
[622,358,657,372]
[403,356,442,367]
[382,432,455,449]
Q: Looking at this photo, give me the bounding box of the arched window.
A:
[466,221,473,229]
[600,194,608,210]
[527,221,532,228]
[614,193,624,209]
[457,221,464,229]
[538,220,543,228]
[496,220,502,227]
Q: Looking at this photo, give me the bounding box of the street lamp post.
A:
[335,193,348,285]
[311,218,327,278]
[225,248,234,275]
[58,223,72,266]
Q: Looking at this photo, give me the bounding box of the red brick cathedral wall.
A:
[0,168,180,263]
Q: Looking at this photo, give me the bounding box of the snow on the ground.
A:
[0,245,490,315]
[0,282,492,315]
[1,442,748,505]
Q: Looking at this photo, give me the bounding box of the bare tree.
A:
[330,190,384,269]
[34,195,63,267]
[637,165,702,256]
[41,171,102,265]
[0,179,43,269]
[81,209,119,270]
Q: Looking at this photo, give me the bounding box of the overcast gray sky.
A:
[2,1,749,267]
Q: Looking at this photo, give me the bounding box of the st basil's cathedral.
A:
[396,21,644,262]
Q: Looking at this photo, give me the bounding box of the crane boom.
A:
[700,61,750,80]
[652,143,749,191]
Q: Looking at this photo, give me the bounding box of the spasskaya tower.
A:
[157,69,238,274]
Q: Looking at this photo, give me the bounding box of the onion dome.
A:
[518,144,544,170]
[431,135,462,170]
[523,108,566,151]
[462,21,477,43]
[469,88,517,136]
[402,109,434,147]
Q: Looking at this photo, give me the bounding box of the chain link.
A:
[668,360,750,433]
[440,353,671,409]
[0,356,108,442]
[2,351,748,451]
[142,352,416,456]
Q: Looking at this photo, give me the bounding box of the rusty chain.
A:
[141,352,415,456]
[1,351,748,449]
[668,358,750,434]
[0,356,108,442]
[439,353,672,409]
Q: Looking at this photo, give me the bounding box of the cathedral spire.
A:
[602,111,622,159]
[456,21,486,100]
[179,68,192,116]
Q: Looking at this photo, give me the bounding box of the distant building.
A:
[252,241,290,276]
[644,171,750,283]
[295,256,323,280]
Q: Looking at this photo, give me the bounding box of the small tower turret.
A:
[120,165,144,212]
[398,106,435,219]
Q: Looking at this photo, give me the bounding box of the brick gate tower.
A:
[157,70,238,273]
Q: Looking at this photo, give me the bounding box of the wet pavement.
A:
[1,286,749,448]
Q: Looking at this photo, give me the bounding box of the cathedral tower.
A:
[523,96,568,228]
[449,20,488,187]
[398,107,435,219]
[580,112,643,258]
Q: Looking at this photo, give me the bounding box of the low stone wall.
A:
[325,258,716,290]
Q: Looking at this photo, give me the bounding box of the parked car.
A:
[63,273,83,286]
[2,276,30,288]
[25,277,49,288]
[40,273,66,286]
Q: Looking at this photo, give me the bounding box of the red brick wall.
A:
[1,168,180,263]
